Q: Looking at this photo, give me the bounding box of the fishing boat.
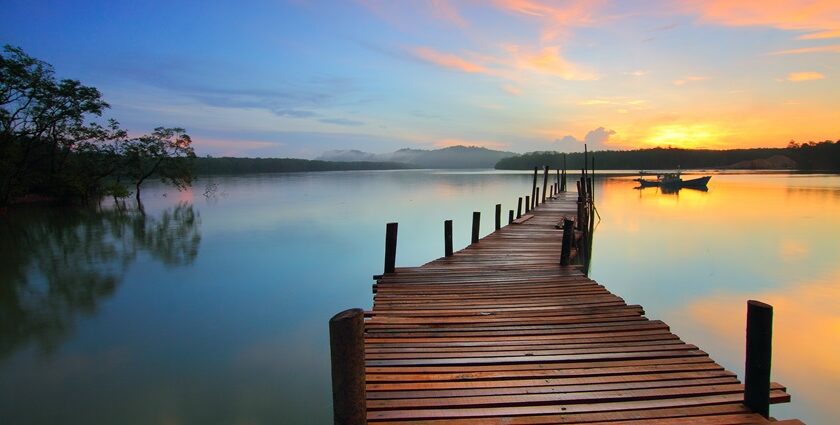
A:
[636,170,711,189]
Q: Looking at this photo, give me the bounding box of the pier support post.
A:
[495,204,501,230]
[444,220,453,257]
[384,222,398,274]
[517,197,523,218]
[525,196,530,213]
[560,218,575,266]
[744,300,773,418]
[531,167,538,209]
[471,212,480,244]
[329,308,367,425]
[535,188,540,207]
[542,165,549,203]
[508,210,514,225]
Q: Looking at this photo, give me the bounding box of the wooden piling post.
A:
[471,211,480,244]
[525,196,530,213]
[560,218,574,266]
[531,167,538,209]
[517,197,523,218]
[329,308,367,425]
[444,220,453,257]
[384,222,398,274]
[508,209,514,225]
[542,165,549,203]
[535,188,540,207]
[495,204,501,230]
[744,300,773,418]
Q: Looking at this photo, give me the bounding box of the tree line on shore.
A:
[1,45,195,206]
[193,157,412,174]
[494,142,840,171]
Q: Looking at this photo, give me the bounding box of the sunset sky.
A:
[2,0,839,157]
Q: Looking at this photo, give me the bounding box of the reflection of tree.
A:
[0,203,200,357]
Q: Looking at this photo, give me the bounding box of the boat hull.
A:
[637,175,711,189]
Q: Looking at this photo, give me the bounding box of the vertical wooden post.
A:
[384,223,398,273]
[495,204,501,230]
[517,197,523,218]
[508,209,514,224]
[561,169,567,192]
[444,220,453,257]
[471,211,480,244]
[531,167,538,210]
[576,197,584,231]
[535,188,540,207]
[744,300,773,418]
[542,165,549,203]
[560,218,574,266]
[525,196,530,213]
[329,308,367,425]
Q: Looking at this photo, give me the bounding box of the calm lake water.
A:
[1,170,838,424]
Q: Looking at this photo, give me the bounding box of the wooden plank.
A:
[355,193,799,424]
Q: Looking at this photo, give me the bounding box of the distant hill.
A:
[317,145,517,169]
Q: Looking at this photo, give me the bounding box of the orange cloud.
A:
[673,76,708,86]
[797,29,840,40]
[508,45,598,80]
[787,71,826,82]
[434,138,509,149]
[768,44,840,55]
[411,47,489,74]
[493,0,606,42]
[686,0,840,33]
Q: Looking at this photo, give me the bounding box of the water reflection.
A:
[682,271,840,417]
[0,203,200,358]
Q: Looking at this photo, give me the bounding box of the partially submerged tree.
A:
[123,127,195,202]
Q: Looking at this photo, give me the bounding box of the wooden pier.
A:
[329,174,802,424]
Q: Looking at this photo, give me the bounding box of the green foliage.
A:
[0,45,195,205]
[122,127,195,201]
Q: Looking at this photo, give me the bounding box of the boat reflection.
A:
[634,185,709,195]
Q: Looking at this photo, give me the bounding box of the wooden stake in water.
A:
[745,300,773,418]
[329,308,367,425]
[384,222,398,274]
[444,220,453,257]
[471,211,480,244]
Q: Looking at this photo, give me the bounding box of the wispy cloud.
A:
[318,117,365,126]
[579,98,646,106]
[797,30,840,40]
[767,44,840,55]
[673,76,708,86]
[409,44,596,81]
[507,45,598,80]
[410,47,489,74]
[685,0,840,33]
[492,0,606,41]
[787,71,826,82]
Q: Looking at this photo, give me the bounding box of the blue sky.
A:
[2,1,839,157]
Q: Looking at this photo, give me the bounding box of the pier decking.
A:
[334,189,800,424]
